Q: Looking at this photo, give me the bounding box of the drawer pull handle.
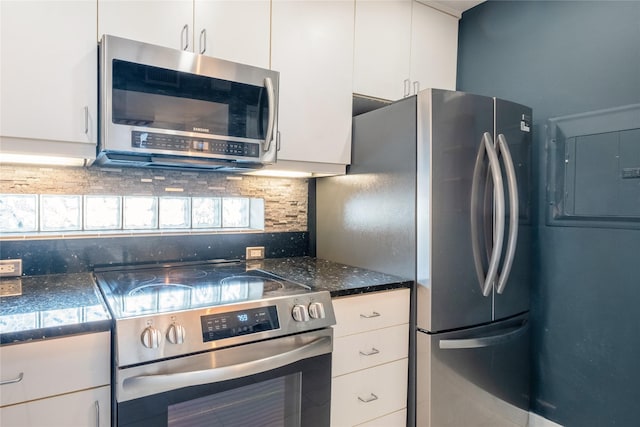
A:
[0,372,24,385]
[360,311,381,319]
[359,348,380,356]
[358,393,379,403]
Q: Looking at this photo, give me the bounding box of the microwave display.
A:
[111,60,268,141]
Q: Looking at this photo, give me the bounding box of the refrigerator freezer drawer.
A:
[416,313,530,427]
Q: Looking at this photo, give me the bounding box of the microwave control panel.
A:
[132,131,260,158]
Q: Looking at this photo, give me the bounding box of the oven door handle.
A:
[122,336,331,396]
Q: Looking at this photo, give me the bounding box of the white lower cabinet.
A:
[0,386,110,427]
[331,288,410,426]
[0,332,111,427]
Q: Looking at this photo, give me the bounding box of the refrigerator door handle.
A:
[496,134,519,294]
[470,135,487,293]
[482,132,505,297]
[438,321,529,350]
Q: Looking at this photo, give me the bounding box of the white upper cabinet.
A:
[98,0,270,68]
[194,0,270,68]
[0,0,97,159]
[353,0,458,101]
[98,0,193,50]
[410,1,458,93]
[270,0,355,174]
[353,0,413,101]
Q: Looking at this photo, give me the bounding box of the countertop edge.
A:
[328,280,413,298]
[0,319,113,346]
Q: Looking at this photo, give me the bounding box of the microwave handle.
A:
[263,77,275,152]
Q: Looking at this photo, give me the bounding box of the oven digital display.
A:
[201,306,279,342]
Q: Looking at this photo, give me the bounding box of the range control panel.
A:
[201,306,280,342]
[116,291,336,367]
[132,131,260,158]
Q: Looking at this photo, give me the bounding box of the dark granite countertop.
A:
[0,257,407,345]
[260,257,412,297]
[0,273,112,345]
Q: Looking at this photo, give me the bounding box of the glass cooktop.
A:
[94,260,310,319]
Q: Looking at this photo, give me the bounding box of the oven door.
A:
[115,328,332,427]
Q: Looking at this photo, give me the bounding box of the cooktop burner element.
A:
[219,275,285,292]
[94,260,335,367]
[96,261,309,318]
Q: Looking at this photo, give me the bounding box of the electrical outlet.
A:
[245,246,265,260]
[0,259,22,277]
[0,278,22,297]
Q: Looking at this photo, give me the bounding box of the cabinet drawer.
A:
[333,288,409,338]
[331,358,408,427]
[356,408,407,427]
[333,324,409,377]
[0,332,110,407]
[0,385,110,427]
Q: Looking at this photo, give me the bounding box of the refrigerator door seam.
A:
[481,132,506,297]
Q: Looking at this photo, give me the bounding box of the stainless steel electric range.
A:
[94,260,336,427]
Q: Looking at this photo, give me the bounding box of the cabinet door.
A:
[271,0,354,167]
[332,288,410,338]
[331,359,408,427]
[98,0,192,50]
[194,0,270,68]
[409,2,458,92]
[333,324,409,377]
[0,386,110,427]
[353,0,412,101]
[0,0,97,145]
[0,332,110,407]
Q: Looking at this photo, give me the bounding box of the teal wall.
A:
[457,2,640,426]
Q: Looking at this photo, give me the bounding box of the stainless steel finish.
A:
[438,321,528,349]
[404,78,411,97]
[481,131,505,297]
[316,88,532,427]
[471,134,487,296]
[359,348,380,356]
[0,372,23,385]
[199,28,206,54]
[264,76,276,153]
[417,314,530,427]
[359,311,381,319]
[84,106,89,134]
[98,34,279,169]
[496,133,519,294]
[117,328,332,402]
[94,400,100,427]
[358,393,379,403]
[114,290,335,367]
[181,24,189,50]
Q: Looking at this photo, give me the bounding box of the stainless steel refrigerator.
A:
[317,89,532,426]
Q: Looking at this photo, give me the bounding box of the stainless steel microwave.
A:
[97,35,279,171]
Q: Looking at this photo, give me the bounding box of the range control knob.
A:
[166,323,186,345]
[308,302,326,319]
[141,326,161,349]
[292,304,310,322]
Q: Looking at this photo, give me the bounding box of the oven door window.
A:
[167,374,301,427]
[116,353,331,427]
[111,59,268,141]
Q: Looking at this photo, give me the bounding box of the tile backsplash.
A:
[0,165,308,233]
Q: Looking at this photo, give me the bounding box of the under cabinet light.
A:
[0,153,89,167]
